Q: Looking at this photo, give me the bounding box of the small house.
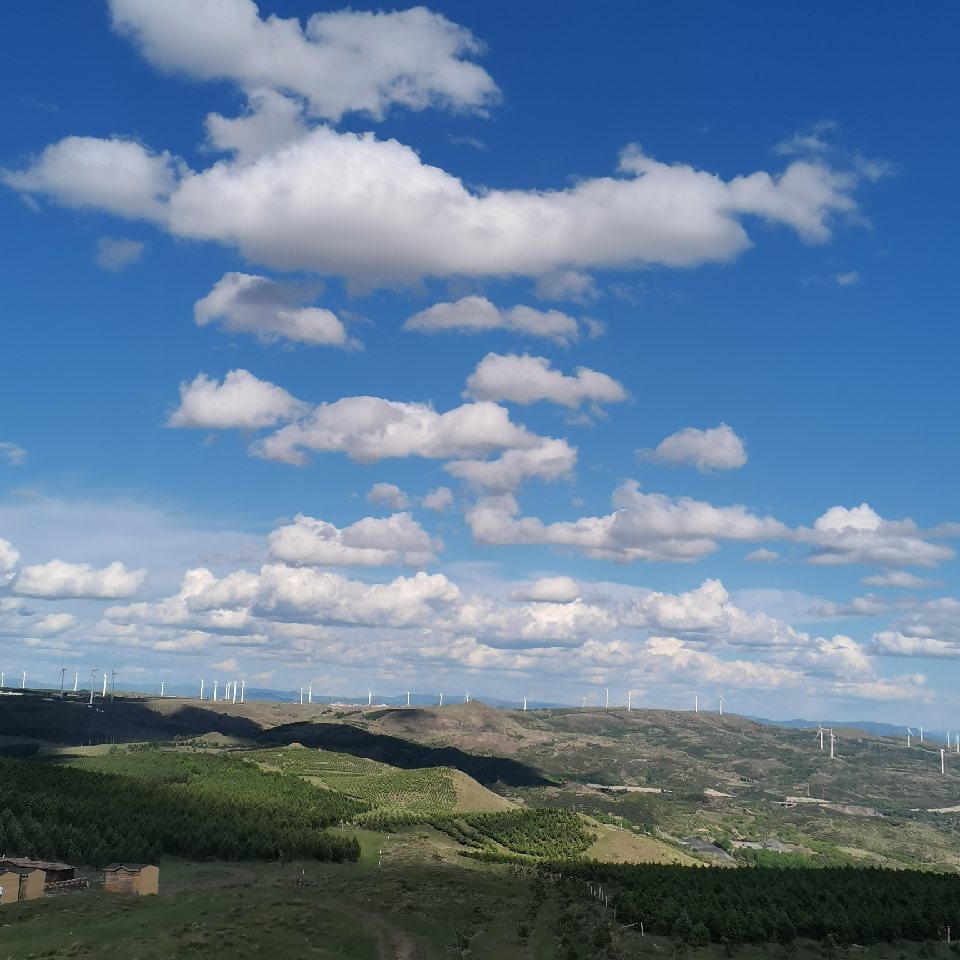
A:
[103,863,159,896]
[0,867,44,902]
[0,858,75,884]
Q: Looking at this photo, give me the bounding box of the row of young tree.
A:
[0,755,364,867]
[555,861,960,944]
[432,809,595,858]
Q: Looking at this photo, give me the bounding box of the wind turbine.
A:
[605,688,609,710]
[307,683,312,704]
[694,692,698,713]
[941,748,946,775]
[626,690,632,712]
[920,726,924,743]
[160,681,164,697]
[74,672,78,692]
[406,691,410,707]
[464,691,469,703]
[718,695,724,715]
[110,669,117,700]
[582,697,586,709]
[101,673,107,698]
[240,679,245,703]
[523,696,527,711]
[22,670,26,690]
[233,680,238,704]
[200,679,205,700]
[59,664,66,698]
[213,680,218,701]
[816,725,824,750]
[89,669,97,706]
[907,727,912,747]
[367,689,372,707]
[439,692,443,706]
[830,728,836,759]
[0,671,3,688]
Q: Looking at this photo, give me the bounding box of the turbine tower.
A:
[718,695,724,715]
[307,683,312,705]
[464,691,469,703]
[907,727,912,747]
[816,725,824,750]
[920,726,924,743]
[200,679,204,700]
[233,680,238,704]
[830,728,836,759]
[101,673,107,698]
[942,748,946,775]
[74,672,78,692]
[582,697,586,708]
[213,680,218,701]
[240,679,245,703]
[300,687,304,705]
[160,681,164,697]
[406,691,410,707]
[523,696,527,711]
[694,691,698,713]
[626,690,632,712]
[59,664,66,698]
[110,669,117,700]
[22,670,26,690]
[605,688,609,710]
[89,669,97,706]
[439,692,443,706]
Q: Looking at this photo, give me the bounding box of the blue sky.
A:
[1,0,959,720]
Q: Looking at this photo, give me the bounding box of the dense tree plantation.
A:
[556,861,960,945]
[0,755,363,867]
[430,809,595,858]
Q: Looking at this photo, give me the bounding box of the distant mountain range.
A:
[742,715,946,742]
[4,679,939,740]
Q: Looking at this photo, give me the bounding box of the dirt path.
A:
[326,901,421,960]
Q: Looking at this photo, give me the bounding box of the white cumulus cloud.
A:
[619,579,803,648]
[403,296,581,346]
[366,483,410,510]
[167,369,308,429]
[268,512,441,567]
[108,0,499,122]
[3,129,868,285]
[194,272,356,347]
[14,560,147,599]
[465,480,788,563]
[637,423,747,472]
[797,503,959,568]
[420,487,454,513]
[445,438,577,492]
[464,353,627,410]
[252,396,543,466]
